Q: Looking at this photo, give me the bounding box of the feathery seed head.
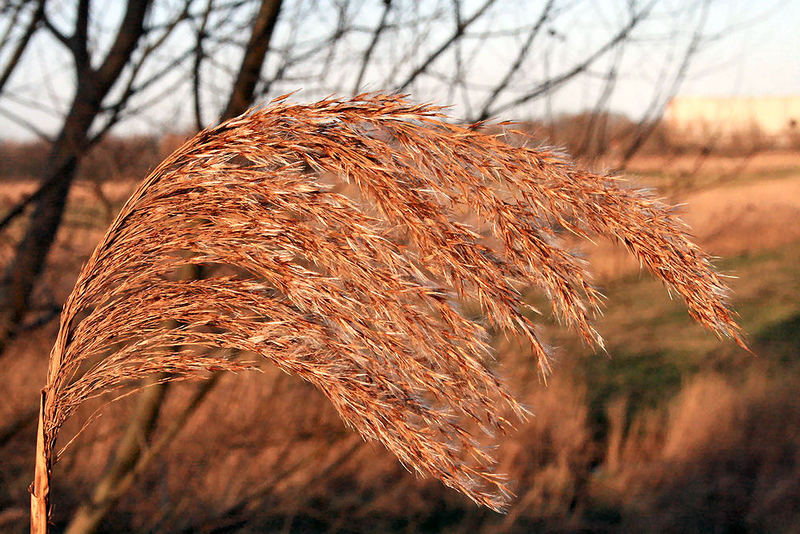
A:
[37,93,745,511]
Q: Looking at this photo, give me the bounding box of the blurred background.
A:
[1,1,798,532]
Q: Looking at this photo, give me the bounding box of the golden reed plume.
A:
[30,93,745,531]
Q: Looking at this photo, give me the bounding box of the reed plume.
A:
[30,93,745,530]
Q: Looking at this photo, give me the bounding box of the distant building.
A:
[665,96,800,147]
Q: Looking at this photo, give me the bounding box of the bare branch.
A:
[41,10,71,48]
[484,0,657,118]
[192,0,214,130]
[70,0,90,70]
[396,0,496,91]
[90,1,195,144]
[617,0,710,168]
[351,0,392,95]
[474,0,554,121]
[0,0,44,95]
[0,103,53,141]
[0,175,55,231]
[221,0,283,120]
[578,50,622,158]
[94,0,152,87]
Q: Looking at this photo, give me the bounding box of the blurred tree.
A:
[0,0,153,352]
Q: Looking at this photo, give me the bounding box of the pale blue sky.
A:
[679,0,799,98]
[0,0,797,139]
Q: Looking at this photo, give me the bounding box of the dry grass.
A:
[594,370,800,532]
[34,93,744,517]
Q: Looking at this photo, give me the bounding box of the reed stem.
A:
[31,390,49,534]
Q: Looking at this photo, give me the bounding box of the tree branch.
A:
[0,0,44,95]
[94,0,151,88]
[396,0,496,91]
[617,0,710,168]
[351,0,392,95]
[221,0,283,120]
[70,0,90,70]
[192,0,214,130]
[474,0,554,121]
[0,174,55,231]
[484,0,656,118]
[41,11,71,49]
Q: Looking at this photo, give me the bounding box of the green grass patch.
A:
[525,239,800,432]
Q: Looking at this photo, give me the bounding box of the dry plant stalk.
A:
[30,93,745,531]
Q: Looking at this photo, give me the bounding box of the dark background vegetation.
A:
[1,1,799,532]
